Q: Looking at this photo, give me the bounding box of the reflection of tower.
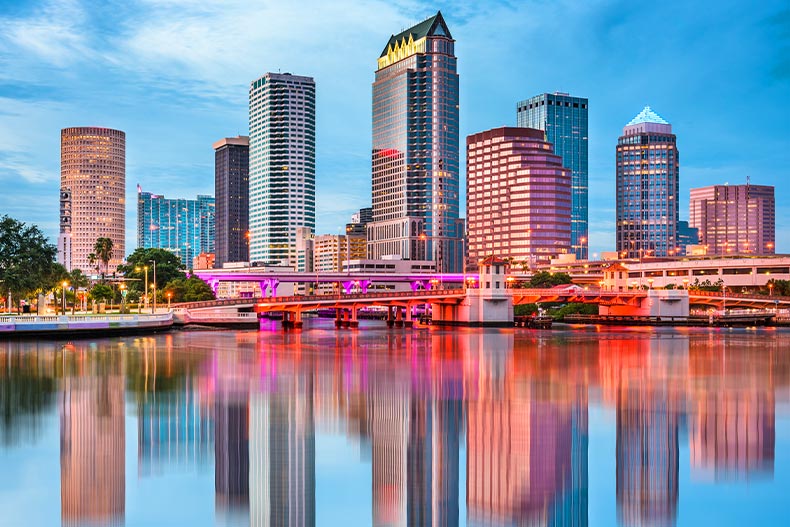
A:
[466,365,579,526]
[138,379,213,475]
[60,375,125,526]
[552,390,589,527]
[616,384,678,527]
[432,378,461,527]
[370,383,409,526]
[215,392,250,514]
[690,389,775,480]
[250,373,316,527]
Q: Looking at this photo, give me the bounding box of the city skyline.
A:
[0,0,788,256]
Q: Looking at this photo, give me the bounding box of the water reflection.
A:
[60,348,125,526]
[0,327,789,526]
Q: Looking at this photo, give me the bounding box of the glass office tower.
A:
[517,93,589,259]
[368,11,464,272]
[214,136,250,267]
[137,187,215,267]
[616,106,679,259]
[249,73,316,266]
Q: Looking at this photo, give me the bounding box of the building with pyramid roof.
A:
[368,12,465,273]
[616,106,679,258]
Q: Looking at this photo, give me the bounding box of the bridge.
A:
[174,285,790,328]
[193,268,471,296]
[175,289,467,328]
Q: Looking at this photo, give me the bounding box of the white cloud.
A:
[0,0,91,69]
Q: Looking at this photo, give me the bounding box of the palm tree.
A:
[87,253,98,275]
[93,238,114,280]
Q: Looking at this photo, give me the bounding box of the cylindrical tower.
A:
[60,127,126,273]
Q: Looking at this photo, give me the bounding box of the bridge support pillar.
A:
[349,307,359,328]
[395,308,404,327]
[335,309,343,328]
[404,305,413,328]
[386,306,395,327]
[293,310,303,329]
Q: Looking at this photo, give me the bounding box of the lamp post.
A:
[149,260,157,313]
[722,283,727,314]
[166,291,172,309]
[61,280,69,314]
[769,283,774,296]
[119,283,127,313]
[136,265,149,312]
[682,278,689,290]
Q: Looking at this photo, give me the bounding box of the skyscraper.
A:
[616,107,679,258]
[517,93,589,259]
[214,136,250,267]
[249,73,316,267]
[137,187,215,267]
[689,183,775,255]
[59,127,126,272]
[467,127,571,268]
[368,11,464,272]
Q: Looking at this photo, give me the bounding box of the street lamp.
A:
[166,291,172,309]
[136,265,149,312]
[682,278,689,290]
[722,283,727,313]
[506,276,515,289]
[648,278,654,289]
[769,283,774,296]
[119,283,127,313]
[148,260,157,313]
[61,280,69,314]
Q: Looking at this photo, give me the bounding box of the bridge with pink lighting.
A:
[192,268,472,296]
[175,280,790,329]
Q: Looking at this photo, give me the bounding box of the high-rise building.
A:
[59,127,126,272]
[346,207,373,237]
[689,183,775,255]
[137,186,215,267]
[616,107,679,258]
[368,12,464,272]
[467,127,571,268]
[313,233,366,294]
[249,73,316,266]
[214,136,250,267]
[517,93,589,259]
[676,220,699,255]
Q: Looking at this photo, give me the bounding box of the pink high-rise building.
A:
[59,127,126,273]
[689,184,775,255]
[466,127,571,269]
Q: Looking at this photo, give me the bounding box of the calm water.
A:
[1,320,789,527]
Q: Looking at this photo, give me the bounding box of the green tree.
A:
[117,248,186,299]
[0,216,59,309]
[89,284,114,303]
[87,253,99,276]
[163,276,216,303]
[93,238,114,279]
[767,279,790,296]
[525,271,573,288]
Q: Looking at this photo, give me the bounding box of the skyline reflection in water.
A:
[0,324,788,526]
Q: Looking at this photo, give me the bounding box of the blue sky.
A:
[0,0,788,256]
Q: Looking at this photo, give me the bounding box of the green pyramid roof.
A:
[379,11,452,58]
